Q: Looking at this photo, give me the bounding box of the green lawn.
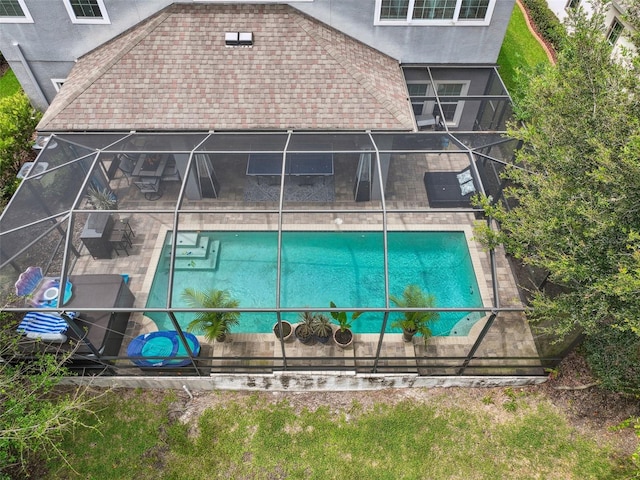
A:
[0,69,20,99]
[497,5,552,97]
[46,389,629,480]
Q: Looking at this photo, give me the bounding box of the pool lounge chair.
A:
[423,169,477,208]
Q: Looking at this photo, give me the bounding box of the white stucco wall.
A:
[1,0,516,110]
[545,0,635,58]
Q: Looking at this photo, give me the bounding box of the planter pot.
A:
[333,328,353,348]
[402,329,416,343]
[314,332,332,344]
[294,324,316,345]
[273,320,293,342]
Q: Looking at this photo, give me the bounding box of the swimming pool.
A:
[145,231,484,336]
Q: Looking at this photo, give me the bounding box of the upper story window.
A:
[380,0,410,19]
[606,18,624,45]
[0,0,33,23]
[566,0,580,9]
[63,0,110,24]
[376,0,495,25]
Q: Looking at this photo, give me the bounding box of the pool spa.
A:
[145,231,484,336]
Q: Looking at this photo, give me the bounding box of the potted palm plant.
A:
[87,186,118,210]
[390,284,439,343]
[329,301,362,348]
[181,288,240,342]
[295,311,316,345]
[312,313,333,344]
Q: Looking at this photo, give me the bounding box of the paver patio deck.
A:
[66,151,540,376]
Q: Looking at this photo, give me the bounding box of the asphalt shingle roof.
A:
[38,4,415,132]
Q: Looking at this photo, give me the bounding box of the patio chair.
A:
[134,177,162,200]
[16,311,78,343]
[115,153,137,184]
[161,158,181,182]
[417,114,442,130]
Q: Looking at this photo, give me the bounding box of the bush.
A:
[520,0,566,52]
[0,91,40,206]
[583,326,640,395]
[0,311,99,478]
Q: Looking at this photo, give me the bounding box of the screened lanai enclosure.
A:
[0,66,553,378]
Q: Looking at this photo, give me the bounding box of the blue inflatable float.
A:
[127,331,201,367]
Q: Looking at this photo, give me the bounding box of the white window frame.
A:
[606,17,624,46]
[375,0,496,26]
[51,79,66,92]
[408,80,469,127]
[63,0,110,25]
[0,0,33,23]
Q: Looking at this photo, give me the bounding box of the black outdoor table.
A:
[246,153,334,184]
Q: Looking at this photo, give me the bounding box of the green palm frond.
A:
[390,284,439,338]
[182,288,240,341]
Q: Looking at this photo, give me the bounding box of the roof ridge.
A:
[38,10,173,130]
[293,14,414,130]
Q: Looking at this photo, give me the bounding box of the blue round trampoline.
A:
[127,331,200,367]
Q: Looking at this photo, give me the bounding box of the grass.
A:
[0,68,20,99]
[497,4,552,97]
[46,389,629,480]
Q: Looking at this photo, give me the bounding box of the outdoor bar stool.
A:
[108,228,130,256]
[114,215,135,243]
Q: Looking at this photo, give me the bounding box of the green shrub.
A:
[0,91,40,205]
[0,311,101,479]
[583,327,640,395]
[520,0,566,52]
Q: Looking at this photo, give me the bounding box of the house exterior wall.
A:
[292,0,515,64]
[545,1,635,57]
[0,0,175,109]
[1,0,515,111]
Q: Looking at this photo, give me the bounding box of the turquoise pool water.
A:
[146,231,483,336]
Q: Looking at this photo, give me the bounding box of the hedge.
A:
[520,0,566,53]
[583,326,640,395]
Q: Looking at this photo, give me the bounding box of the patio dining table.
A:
[132,153,169,177]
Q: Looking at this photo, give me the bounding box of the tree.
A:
[621,2,640,52]
[0,311,100,478]
[475,1,640,393]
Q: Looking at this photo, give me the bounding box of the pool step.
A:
[167,231,200,247]
[174,236,209,258]
[173,240,220,270]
